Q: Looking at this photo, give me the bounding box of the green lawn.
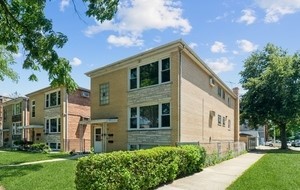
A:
[0,160,77,190]
[227,149,300,190]
[0,150,70,165]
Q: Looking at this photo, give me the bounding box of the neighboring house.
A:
[0,96,12,147]
[83,40,240,153]
[26,86,91,152]
[240,124,266,149]
[1,97,29,147]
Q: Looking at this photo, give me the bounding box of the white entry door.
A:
[94,127,103,153]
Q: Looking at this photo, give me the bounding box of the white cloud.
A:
[256,0,300,23]
[84,0,191,47]
[236,40,258,52]
[232,50,239,55]
[107,35,143,47]
[211,41,226,53]
[70,57,82,66]
[237,9,256,25]
[206,57,234,74]
[60,0,70,12]
[188,42,198,49]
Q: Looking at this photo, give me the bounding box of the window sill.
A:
[127,127,171,131]
[128,81,172,92]
[44,105,61,109]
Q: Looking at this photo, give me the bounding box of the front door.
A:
[94,127,103,153]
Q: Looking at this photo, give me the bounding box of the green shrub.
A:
[30,143,51,153]
[75,145,206,190]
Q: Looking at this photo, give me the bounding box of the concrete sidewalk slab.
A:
[157,152,264,190]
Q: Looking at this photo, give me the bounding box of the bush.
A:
[29,143,51,153]
[75,145,206,190]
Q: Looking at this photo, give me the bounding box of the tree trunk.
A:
[280,124,288,149]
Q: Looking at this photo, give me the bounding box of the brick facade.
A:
[87,40,239,153]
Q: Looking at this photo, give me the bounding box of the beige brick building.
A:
[84,40,239,153]
[24,86,91,152]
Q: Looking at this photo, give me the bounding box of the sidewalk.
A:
[157,152,264,190]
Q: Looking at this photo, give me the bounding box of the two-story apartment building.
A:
[1,97,29,147]
[26,87,91,152]
[84,40,239,153]
[0,95,12,147]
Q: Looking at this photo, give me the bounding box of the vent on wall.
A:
[81,91,90,98]
[209,77,215,87]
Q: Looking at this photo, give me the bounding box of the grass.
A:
[227,149,300,190]
[0,150,70,166]
[0,160,77,190]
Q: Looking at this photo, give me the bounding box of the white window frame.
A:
[12,102,22,116]
[128,144,158,151]
[12,122,22,135]
[129,57,171,90]
[100,83,109,105]
[45,90,61,108]
[218,115,222,126]
[47,142,61,150]
[45,117,61,133]
[128,103,171,130]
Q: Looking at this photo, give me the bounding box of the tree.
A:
[0,0,119,92]
[240,43,300,149]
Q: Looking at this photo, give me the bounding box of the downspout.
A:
[178,44,185,143]
[24,98,28,141]
[64,89,69,152]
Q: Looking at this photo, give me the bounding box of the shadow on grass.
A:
[251,148,300,155]
[0,164,43,181]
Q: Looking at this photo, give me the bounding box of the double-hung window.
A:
[45,118,61,133]
[129,103,170,129]
[45,91,61,108]
[12,122,22,135]
[130,57,170,89]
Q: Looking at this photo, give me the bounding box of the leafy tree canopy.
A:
[240,43,300,149]
[0,0,119,92]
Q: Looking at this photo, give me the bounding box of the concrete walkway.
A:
[157,152,265,190]
[0,153,84,167]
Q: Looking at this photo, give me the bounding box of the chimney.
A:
[232,87,239,96]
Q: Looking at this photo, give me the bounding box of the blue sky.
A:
[1,0,300,96]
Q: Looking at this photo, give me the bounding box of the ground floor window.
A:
[128,144,158,151]
[129,103,170,129]
[12,122,22,135]
[47,142,61,150]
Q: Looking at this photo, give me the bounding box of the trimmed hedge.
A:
[75,145,206,190]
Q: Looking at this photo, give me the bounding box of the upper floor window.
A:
[31,100,36,117]
[161,58,170,83]
[129,103,170,129]
[45,117,61,133]
[217,86,222,97]
[100,83,109,105]
[218,115,221,126]
[140,61,159,88]
[3,109,7,121]
[45,91,61,108]
[130,58,171,90]
[12,102,22,115]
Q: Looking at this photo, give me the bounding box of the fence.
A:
[199,141,246,157]
[64,139,91,153]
